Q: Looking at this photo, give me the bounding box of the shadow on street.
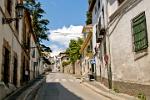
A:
[35,82,83,100]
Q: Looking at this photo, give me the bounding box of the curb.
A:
[93,81,139,100]
[82,82,138,100]
[23,77,45,100]
[4,75,45,100]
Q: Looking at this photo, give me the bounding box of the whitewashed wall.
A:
[108,0,150,84]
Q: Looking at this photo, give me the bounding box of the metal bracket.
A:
[2,18,18,24]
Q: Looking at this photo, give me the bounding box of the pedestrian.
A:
[88,68,92,81]
[25,69,29,81]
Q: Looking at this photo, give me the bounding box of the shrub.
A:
[138,92,146,100]
[113,87,119,93]
[62,61,70,67]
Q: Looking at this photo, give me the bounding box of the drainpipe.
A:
[105,0,112,89]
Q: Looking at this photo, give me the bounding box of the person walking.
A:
[25,69,29,82]
[88,68,92,81]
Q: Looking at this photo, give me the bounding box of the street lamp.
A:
[2,3,24,24]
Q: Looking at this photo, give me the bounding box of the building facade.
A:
[80,25,93,78]
[30,33,42,80]
[0,0,45,99]
[0,0,26,87]
[58,52,70,73]
[0,0,29,99]
[107,0,150,97]
[86,0,150,97]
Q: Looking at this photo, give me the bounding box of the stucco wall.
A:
[108,0,118,17]
[91,0,109,80]
[0,17,22,87]
[0,0,23,87]
[75,60,81,75]
[109,0,150,84]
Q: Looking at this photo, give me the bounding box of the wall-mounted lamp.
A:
[2,3,24,24]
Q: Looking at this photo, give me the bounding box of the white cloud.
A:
[48,25,83,56]
[50,44,64,56]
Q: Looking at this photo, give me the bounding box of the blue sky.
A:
[38,0,88,56]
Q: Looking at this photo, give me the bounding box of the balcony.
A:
[96,23,106,43]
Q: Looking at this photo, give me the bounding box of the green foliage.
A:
[24,0,51,53]
[138,92,146,100]
[62,61,70,67]
[86,11,92,25]
[40,44,52,52]
[112,87,119,93]
[66,38,83,64]
[24,0,50,43]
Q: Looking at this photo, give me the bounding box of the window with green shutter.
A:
[132,12,148,52]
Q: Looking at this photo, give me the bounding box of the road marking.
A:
[46,78,53,82]
[50,78,81,83]
[76,79,81,82]
[54,78,59,82]
[69,79,74,82]
[62,79,67,82]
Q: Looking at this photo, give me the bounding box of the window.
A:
[104,40,107,54]
[98,0,100,10]
[7,0,12,15]
[13,53,18,86]
[118,0,125,5]
[15,1,19,32]
[15,12,19,32]
[132,12,148,52]
[95,6,97,14]
[102,7,104,16]
[32,49,35,58]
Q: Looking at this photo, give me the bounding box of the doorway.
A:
[3,47,10,84]
[13,56,18,86]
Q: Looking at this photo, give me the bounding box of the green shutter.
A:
[132,12,148,52]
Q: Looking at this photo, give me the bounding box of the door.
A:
[3,48,10,84]
[13,57,18,86]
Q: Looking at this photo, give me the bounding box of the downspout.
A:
[105,0,112,89]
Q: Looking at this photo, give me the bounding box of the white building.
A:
[0,0,31,99]
[86,0,150,95]
[30,33,43,79]
[88,0,109,83]
[107,0,150,97]
[88,0,150,97]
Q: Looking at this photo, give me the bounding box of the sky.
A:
[38,0,88,56]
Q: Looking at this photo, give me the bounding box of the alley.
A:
[34,73,111,100]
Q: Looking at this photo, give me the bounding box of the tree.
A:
[24,0,52,54]
[62,61,70,67]
[40,44,52,52]
[86,11,92,25]
[66,38,83,74]
[24,0,50,43]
